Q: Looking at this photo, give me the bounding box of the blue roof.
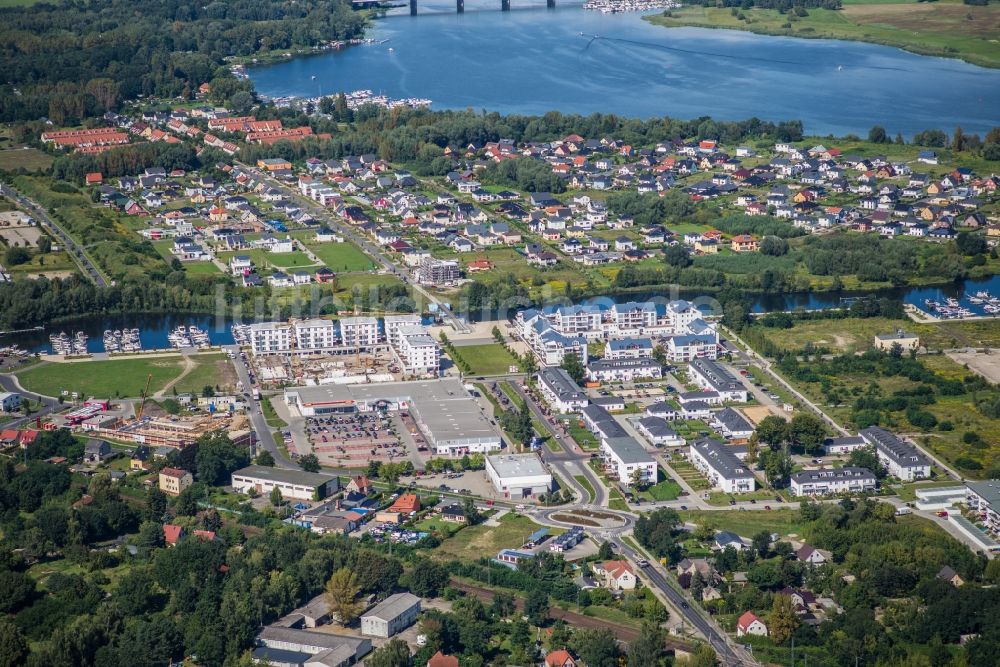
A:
[608,337,653,351]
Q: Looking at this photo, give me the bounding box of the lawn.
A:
[413,516,467,538]
[636,468,682,502]
[17,357,187,398]
[667,458,712,491]
[448,343,522,376]
[170,353,237,395]
[678,508,806,539]
[217,249,318,272]
[305,241,376,272]
[574,474,596,501]
[0,147,53,171]
[261,397,288,428]
[566,420,600,450]
[431,513,559,561]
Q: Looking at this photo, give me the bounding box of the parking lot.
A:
[306,412,407,467]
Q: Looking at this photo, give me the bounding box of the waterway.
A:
[4,275,998,353]
[248,1,1000,137]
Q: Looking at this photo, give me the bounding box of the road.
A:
[234,162,469,333]
[507,380,608,507]
[0,182,107,286]
[224,345,296,470]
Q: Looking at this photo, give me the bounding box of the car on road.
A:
[680,505,687,510]
[637,559,649,567]
[774,496,783,503]
[729,499,736,505]
[764,505,771,510]
[749,499,756,504]
[681,601,689,608]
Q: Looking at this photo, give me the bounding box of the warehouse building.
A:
[231,465,340,501]
[360,593,421,638]
[486,453,553,499]
[254,626,371,667]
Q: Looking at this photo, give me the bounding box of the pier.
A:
[409,0,553,14]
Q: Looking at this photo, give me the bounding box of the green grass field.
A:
[636,469,682,502]
[647,0,1000,69]
[448,343,521,376]
[0,148,53,171]
[431,513,558,561]
[17,357,187,398]
[217,249,318,273]
[679,508,806,539]
[305,242,376,272]
[170,353,236,395]
[753,318,1000,354]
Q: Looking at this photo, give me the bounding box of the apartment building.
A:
[418,257,460,286]
[586,357,663,383]
[601,436,657,487]
[689,438,756,493]
[537,367,588,413]
[859,427,931,481]
[339,316,379,350]
[688,358,747,402]
[293,318,338,352]
[393,325,440,377]
[790,467,878,497]
[249,322,294,355]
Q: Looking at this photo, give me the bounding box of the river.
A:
[4,275,998,354]
[248,1,1000,137]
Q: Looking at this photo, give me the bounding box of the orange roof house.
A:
[730,234,759,253]
[388,493,420,514]
[85,172,103,185]
[427,652,459,667]
[163,523,184,546]
[545,649,577,667]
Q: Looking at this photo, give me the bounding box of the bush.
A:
[4,247,31,266]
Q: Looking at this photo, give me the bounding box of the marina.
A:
[261,88,432,111]
[922,290,1000,320]
[582,0,679,12]
[103,328,142,354]
[49,331,88,356]
[168,325,212,350]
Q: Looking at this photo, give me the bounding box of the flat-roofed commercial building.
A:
[360,593,421,638]
[231,465,339,501]
[486,453,553,498]
[284,379,501,455]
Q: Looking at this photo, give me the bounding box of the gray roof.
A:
[588,358,661,371]
[603,436,654,465]
[361,592,420,622]
[691,438,754,481]
[487,453,549,479]
[231,465,337,489]
[860,427,930,468]
[966,480,1000,507]
[689,358,743,393]
[715,407,754,433]
[538,367,587,403]
[637,416,677,439]
[258,626,369,654]
[790,467,877,485]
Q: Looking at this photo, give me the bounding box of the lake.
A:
[5,275,999,353]
[249,1,1000,137]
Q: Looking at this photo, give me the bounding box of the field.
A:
[170,353,238,395]
[0,148,53,172]
[17,357,188,398]
[447,343,521,376]
[679,508,806,539]
[304,241,376,272]
[430,513,559,561]
[635,468,682,502]
[217,249,318,272]
[646,0,1000,69]
[752,317,1000,355]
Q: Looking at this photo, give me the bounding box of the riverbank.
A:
[644,1,1000,70]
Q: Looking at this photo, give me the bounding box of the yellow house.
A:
[159,467,193,496]
[695,239,719,254]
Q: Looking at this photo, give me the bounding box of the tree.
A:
[255,450,275,467]
[676,644,718,667]
[868,125,889,144]
[194,432,249,486]
[524,587,550,626]
[561,354,585,384]
[299,453,321,473]
[406,558,449,598]
[0,571,35,614]
[847,445,887,478]
[664,243,692,267]
[769,594,799,645]
[269,486,283,507]
[752,531,772,559]
[760,235,789,256]
[628,621,665,667]
[3,247,30,266]
[761,448,793,488]
[630,466,649,491]
[755,415,789,446]
[37,236,52,254]
[597,540,615,561]
[746,432,760,466]
[788,413,827,455]
[366,638,411,667]
[0,620,29,667]
[572,627,621,667]
[201,385,215,398]
[325,568,363,626]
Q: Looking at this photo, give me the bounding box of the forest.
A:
[0,0,366,124]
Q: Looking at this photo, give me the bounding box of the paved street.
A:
[224,345,297,469]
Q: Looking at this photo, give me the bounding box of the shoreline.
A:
[642,10,1000,71]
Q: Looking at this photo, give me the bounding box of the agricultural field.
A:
[646,0,1000,69]
[17,357,187,398]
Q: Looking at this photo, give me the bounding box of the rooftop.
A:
[692,438,754,481]
[487,453,550,479]
[362,592,420,622]
[231,465,337,488]
[603,436,654,465]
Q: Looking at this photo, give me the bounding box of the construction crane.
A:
[136,373,153,420]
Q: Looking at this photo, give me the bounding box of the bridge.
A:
[405,0,556,14]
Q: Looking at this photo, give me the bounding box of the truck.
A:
[895,506,912,516]
[252,388,261,401]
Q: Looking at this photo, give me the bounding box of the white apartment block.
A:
[689,438,756,493]
[394,325,440,377]
[340,316,379,350]
[249,322,294,355]
[789,467,877,497]
[383,314,423,347]
[586,358,663,383]
[687,358,747,402]
[601,436,657,487]
[859,427,931,481]
[537,367,588,413]
[293,318,338,352]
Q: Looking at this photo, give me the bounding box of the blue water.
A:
[249,2,1000,136]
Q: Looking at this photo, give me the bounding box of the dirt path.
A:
[154,354,196,398]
